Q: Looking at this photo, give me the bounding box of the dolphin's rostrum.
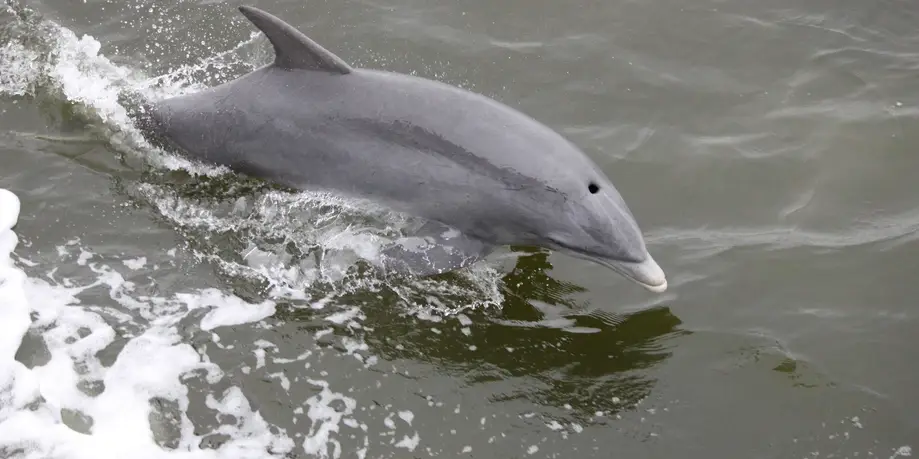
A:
[136,5,668,293]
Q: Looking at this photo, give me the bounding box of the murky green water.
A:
[1,0,917,457]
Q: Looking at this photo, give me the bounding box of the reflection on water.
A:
[279,248,687,420]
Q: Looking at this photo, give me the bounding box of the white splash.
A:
[0,187,303,459]
[0,4,230,176]
[176,289,276,332]
[122,257,147,271]
[0,185,432,458]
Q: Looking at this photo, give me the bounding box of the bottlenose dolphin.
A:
[136,5,668,292]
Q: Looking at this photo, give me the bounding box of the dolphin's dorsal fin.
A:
[238,5,353,74]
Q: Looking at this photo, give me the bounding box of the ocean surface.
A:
[1,0,918,457]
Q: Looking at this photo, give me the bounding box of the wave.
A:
[647,208,919,253]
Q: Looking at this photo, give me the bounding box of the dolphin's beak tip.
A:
[629,255,668,293]
[644,278,668,293]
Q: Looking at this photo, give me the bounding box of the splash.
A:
[0,197,446,458]
[0,187,299,458]
[0,1,233,175]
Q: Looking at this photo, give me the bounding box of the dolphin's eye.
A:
[588,183,600,194]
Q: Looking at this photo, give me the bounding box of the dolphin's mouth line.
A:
[597,258,668,293]
[546,239,668,293]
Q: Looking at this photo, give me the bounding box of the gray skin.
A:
[137,5,667,292]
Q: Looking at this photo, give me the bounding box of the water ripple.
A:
[648,208,919,252]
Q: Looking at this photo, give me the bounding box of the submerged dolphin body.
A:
[137,5,668,292]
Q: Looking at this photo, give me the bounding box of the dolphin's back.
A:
[150,65,582,243]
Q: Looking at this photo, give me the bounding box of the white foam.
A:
[0,189,50,446]
[0,188,307,458]
[301,379,358,458]
[0,190,423,457]
[0,189,34,436]
[122,257,147,271]
[176,289,276,332]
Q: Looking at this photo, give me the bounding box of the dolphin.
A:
[135,5,668,292]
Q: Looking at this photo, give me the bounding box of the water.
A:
[1,0,917,457]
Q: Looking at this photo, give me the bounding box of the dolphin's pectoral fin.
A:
[377,222,494,277]
[238,5,353,74]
